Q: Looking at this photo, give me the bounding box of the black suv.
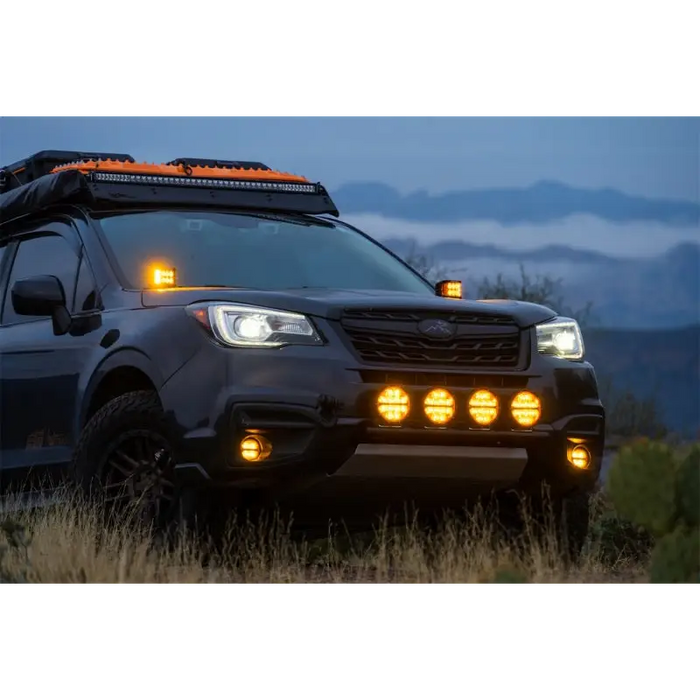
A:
[0,151,605,544]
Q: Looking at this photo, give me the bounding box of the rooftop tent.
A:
[0,150,135,193]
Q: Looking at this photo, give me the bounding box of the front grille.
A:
[342,309,515,325]
[340,308,522,368]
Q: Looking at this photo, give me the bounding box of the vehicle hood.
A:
[141,287,557,328]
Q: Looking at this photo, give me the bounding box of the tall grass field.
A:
[1,440,697,584]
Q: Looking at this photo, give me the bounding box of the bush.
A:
[0,519,32,583]
[489,567,529,583]
[606,441,700,583]
[476,264,596,327]
[599,377,669,440]
[403,245,450,285]
[586,493,654,568]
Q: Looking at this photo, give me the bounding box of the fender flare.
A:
[77,348,165,433]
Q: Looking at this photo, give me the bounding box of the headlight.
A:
[191,303,323,348]
[535,316,584,360]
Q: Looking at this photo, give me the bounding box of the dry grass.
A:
[0,489,650,583]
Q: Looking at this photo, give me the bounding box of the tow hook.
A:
[317,394,342,426]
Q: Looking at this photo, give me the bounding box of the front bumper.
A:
[159,339,606,499]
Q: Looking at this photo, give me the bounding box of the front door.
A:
[0,228,102,492]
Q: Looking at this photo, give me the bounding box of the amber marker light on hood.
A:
[149,265,177,287]
[435,280,463,299]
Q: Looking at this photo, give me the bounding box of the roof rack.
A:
[0,151,340,222]
[167,158,272,171]
[0,150,134,193]
[49,159,315,190]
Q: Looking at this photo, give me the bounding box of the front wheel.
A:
[530,490,591,561]
[499,488,591,561]
[555,490,591,561]
[72,390,190,531]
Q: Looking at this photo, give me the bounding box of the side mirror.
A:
[11,275,72,335]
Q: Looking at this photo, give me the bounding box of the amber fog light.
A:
[423,388,456,425]
[468,389,499,426]
[510,391,541,427]
[568,444,591,470]
[377,386,410,424]
[240,435,272,462]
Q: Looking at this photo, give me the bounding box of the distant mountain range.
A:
[329,179,699,329]
[332,180,700,226]
[379,239,700,329]
[382,237,624,266]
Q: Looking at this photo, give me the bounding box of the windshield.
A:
[95,210,433,294]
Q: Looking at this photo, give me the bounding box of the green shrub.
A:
[606,441,700,583]
[649,527,699,583]
[0,519,32,583]
[490,567,529,583]
[588,511,653,567]
[607,440,678,536]
[677,446,700,528]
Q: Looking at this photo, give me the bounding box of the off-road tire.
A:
[519,446,593,561]
[527,490,591,562]
[72,390,197,532]
[556,490,591,561]
[498,487,591,562]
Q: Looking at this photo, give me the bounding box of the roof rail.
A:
[0,150,134,193]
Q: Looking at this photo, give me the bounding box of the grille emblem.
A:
[417,318,457,339]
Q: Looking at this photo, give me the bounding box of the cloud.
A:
[342,213,700,259]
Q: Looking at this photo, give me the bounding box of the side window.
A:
[0,241,9,305]
[73,255,100,313]
[2,234,80,326]
[0,241,8,282]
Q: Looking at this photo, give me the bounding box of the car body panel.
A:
[141,287,558,328]
[0,183,605,509]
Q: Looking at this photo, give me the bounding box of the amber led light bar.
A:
[50,159,319,194]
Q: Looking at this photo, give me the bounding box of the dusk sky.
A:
[0,115,698,333]
[1,117,698,200]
